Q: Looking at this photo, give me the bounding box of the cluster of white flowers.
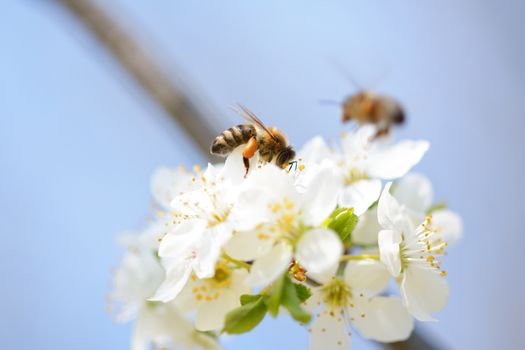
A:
[110,125,462,350]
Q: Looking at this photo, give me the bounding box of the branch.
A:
[53,0,219,158]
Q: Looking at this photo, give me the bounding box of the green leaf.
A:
[240,294,262,306]
[294,283,312,303]
[323,207,358,244]
[264,274,285,317]
[281,278,311,324]
[223,296,267,334]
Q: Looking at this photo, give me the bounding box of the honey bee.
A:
[341,91,405,139]
[210,105,296,175]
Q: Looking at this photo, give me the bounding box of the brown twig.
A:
[52,0,219,158]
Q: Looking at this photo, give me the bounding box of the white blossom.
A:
[112,245,164,322]
[305,258,413,350]
[175,262,250,331]
[377,182,449,321]
[132,304,223,350]
[112,125,462,349]
[150,152,247,303]
[225,161,343,288]
[392,173,463,245]
[299,128,429,216]
[151,166,196,209]
[111,230,221,350]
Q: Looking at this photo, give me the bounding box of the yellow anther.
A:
[257,233,270,240]
[284,197,295,209]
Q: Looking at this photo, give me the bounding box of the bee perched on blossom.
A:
[341,91,405,139]
[210,105,296,175]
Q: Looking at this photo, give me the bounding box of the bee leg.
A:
[288,161,298,172]
[372,128,390,140]
[242,157,250,175]
[242,137,258,177]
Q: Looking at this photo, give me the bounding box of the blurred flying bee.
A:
[341,91,405,139]
[323,62,405,139]
[210,105,296,175]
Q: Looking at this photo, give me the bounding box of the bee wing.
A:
[234,104,277,141]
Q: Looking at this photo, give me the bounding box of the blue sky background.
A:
[1,0,524,349]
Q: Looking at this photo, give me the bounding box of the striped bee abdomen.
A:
[210,124,256,156]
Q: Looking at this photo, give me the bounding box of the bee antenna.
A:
[327,58,364,91]
[229,104,242,114]
[288,160,298,172]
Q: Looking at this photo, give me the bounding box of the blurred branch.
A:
[53,0,218,159]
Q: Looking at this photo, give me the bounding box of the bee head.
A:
[276,146,296,168]
[342,91,370,122]
[393,108,405,124]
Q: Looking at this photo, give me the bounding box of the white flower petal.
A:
[352,296,413,342]
[303,288,324,313]
[366,140,429,179]
[298,136,333,164]
[400,267,449,321]
[233,165,297,230]
[338,179,382,216]
[352,207,382,245]
[232,187,274,230]
[246,242,292,288]
[150,167,193,209]
[377,182,414,234]
[113,251,165,321]
[392,173,433,212]
[343,260,390,297]
[133,305,223,350]
[223,230,273,261]
[341,126,375,160]
[171,189,214,217]
[195,289,239,331]
[307,262,339,285]
[149,258,192,302]
[309,306,349,350]
[158,219,207,258]
[300,160,343,226]
[296,228,343,275]
[432,209,463,246]
[378,230,402,277]
[193,223,233,279]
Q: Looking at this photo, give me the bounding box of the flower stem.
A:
[223,253,251,270]
[340,254,380,261]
